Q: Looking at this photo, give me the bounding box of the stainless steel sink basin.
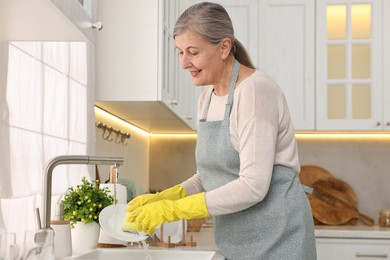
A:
[73,248,225,260]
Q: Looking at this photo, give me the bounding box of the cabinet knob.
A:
[387,122,390,126]
[91,21,103,31]
[169,100,178,105]
[186,116,192,120]
[376,121,381,126]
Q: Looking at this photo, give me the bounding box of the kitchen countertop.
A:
[66,225,390,259]
[315,225,390,239]
[178,225,390,248]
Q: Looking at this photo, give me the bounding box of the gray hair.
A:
[173,2,255,69]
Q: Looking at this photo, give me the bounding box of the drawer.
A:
[316,238,390,260]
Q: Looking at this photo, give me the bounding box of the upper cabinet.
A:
[94,0,387,133]
[0,0,95,42]
[316,0,386,130]
[259,0,388,131]
[257,0,315,130]
[161,0,201,130]
[95,0,159,102]
[95,0,198,133]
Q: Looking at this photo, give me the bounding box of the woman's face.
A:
[175,30,224,86]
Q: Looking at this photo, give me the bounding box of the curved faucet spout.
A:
[42,155,124,229]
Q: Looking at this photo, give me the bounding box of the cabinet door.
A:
[316,0,383,130]
[96,0,159,101]
[162,0,197,129]
[258,0,315,130]
[161,0,180,108]
[316,238,390,260]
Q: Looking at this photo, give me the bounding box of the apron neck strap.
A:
[223,60,240,121]
[200,60,240,122]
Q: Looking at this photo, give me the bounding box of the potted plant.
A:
[61,177,116,254]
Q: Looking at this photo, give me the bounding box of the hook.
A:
[102,126,110,140]
[106,127,114,141]
[95,122,131,145]
[115,131,122,144]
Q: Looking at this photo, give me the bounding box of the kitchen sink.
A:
[73,248,225,260]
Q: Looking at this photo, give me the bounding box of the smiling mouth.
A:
[190,69,202,77]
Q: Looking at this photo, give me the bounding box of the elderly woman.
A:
[124,2,316,259]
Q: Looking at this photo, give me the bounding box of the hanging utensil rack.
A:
[96,122,131,146]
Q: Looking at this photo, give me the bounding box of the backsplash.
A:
[298,138,390,224]
[148,137,390,225]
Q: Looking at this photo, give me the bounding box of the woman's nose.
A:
[180,55,191,69]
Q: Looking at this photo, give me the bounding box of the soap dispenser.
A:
[51,203,72,259]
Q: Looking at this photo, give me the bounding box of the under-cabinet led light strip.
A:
[94,106,197,138]
[95,106,390,140]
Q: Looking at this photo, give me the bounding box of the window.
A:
[0,42,94,242]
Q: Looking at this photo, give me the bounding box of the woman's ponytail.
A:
[233,39,255,69]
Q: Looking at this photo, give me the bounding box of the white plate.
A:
[155,219,187,243]
[99,204,148,242]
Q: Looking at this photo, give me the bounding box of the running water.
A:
[112,164,119,204]
[140,240,153,260]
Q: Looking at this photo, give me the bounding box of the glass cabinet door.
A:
[316,0,383,130]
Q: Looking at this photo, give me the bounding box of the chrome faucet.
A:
[42,155,124,229]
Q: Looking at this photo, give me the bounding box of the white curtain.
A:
[0,41,95,243]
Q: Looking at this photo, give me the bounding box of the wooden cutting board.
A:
[310,177,357,209]
[299,165,362,225]
[300,165,357,208]
[308,192,374,226]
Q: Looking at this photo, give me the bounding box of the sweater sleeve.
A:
[180,172,205,195]
[203,71,299,216]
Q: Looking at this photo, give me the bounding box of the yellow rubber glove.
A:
[127,185,187,212]
[124,193,209,234]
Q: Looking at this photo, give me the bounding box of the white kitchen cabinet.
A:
[315,226,390,260]
[316,0,385,130]
[258,0,315,130]
[95,0,200,132]
[317,238,390,259]
[257,0,389,131]
[161,0,201,130]
[95,0,160,102]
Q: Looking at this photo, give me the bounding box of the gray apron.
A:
[195,60,317,260]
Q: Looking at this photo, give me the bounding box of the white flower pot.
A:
[71,222,100,255]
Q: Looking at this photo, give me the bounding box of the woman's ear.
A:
[220,38,232,59]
